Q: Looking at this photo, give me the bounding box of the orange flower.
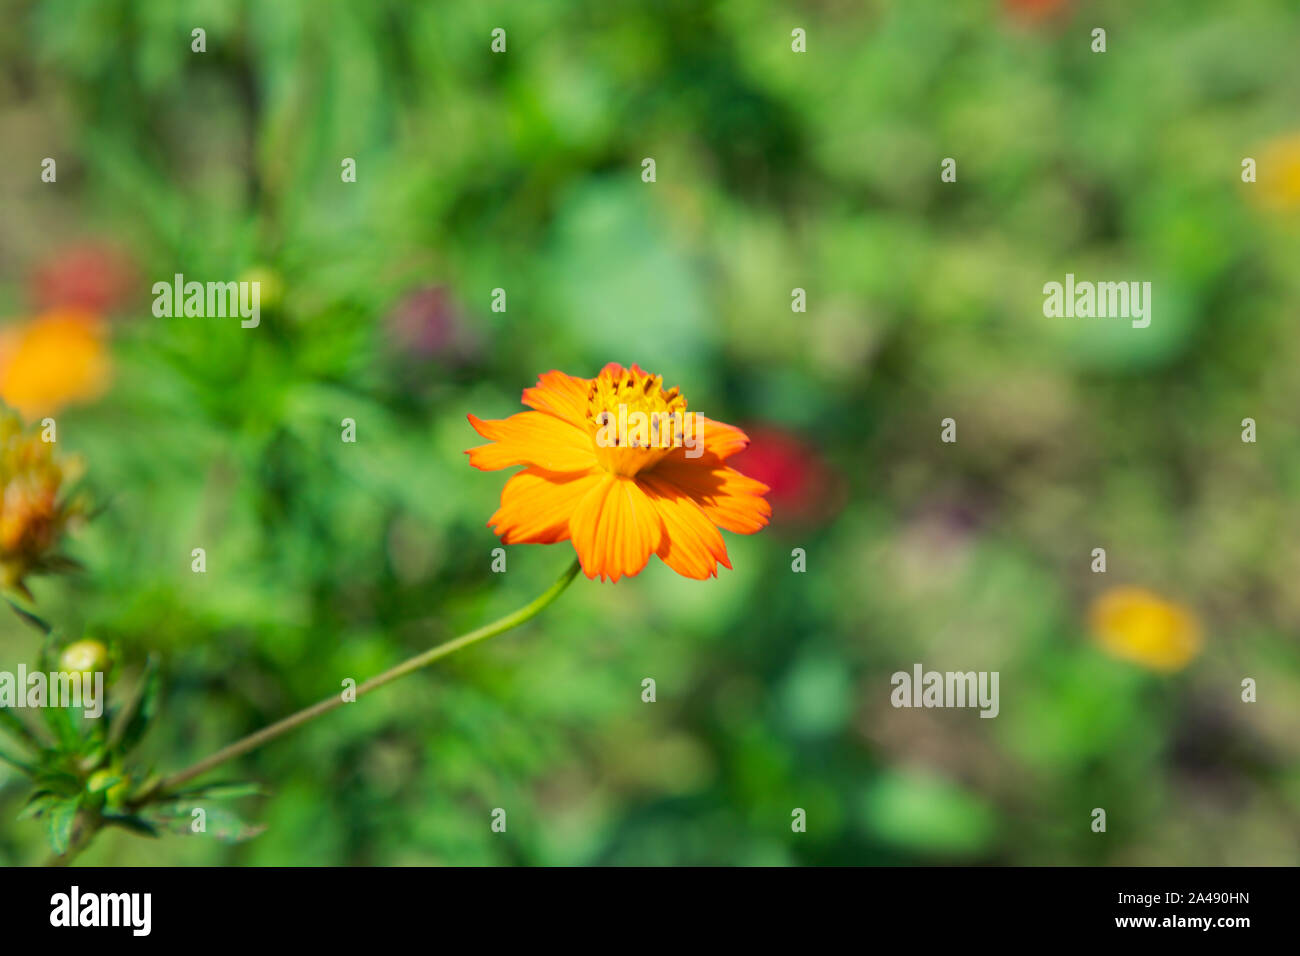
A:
[0,309,110,419]
[467,364,771,581]
[0,411,86,593]
[1089,586,1203,673]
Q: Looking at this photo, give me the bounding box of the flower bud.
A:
[87,769,117,792]
[0,412,87,593]
[88,765,130,806]
[59,639,109,676]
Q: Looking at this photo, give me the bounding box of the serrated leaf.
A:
[46,799,79,854]
[148,804,266,843]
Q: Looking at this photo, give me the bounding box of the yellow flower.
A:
[1254,133,1300,212]
[239,266,283,311]
[0,411,86,593]
[0,309,110,419]
[1089,586,1202,673]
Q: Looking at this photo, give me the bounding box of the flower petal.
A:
[488,467,604,544]
[521,370,593,429]
[651,460,771,534]
[639,474,731,579]
[693,416,751,459]
[569,474,663,581]
[659,416,751,466]
[466,411,598,473]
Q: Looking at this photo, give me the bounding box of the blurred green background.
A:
[2,0,1299,865]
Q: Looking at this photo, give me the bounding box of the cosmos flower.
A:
[0,309,111,419]
[467,364,770,581]
[1089,586,1203,673]
[0,411,86,594]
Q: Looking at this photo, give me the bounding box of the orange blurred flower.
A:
[0,310,111,419]
[467,364,771,581]
[1089,586,1203,673]
[0,411,86,594]
[1254,133,1300,212]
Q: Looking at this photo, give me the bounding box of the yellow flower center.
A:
[585,368,690,476]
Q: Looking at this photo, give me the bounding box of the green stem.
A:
[151,558,582,798]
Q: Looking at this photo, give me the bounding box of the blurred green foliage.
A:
[1,0,1299,865]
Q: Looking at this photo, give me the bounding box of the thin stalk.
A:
[153,558,582,797]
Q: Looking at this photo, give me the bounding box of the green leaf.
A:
[32,767,82,797]
[199,806,267,844]
[858,771,999,857]
[102,813,159,838]
[37,629,59,672]
[169,781,267,801]
[34,554,85,574]
[86,771,122,793]
[0,706,45,749]
[17,791,59,821]
[0,741,35,776]
[4,599,52,635]
[40,703,81,754]
[148,804,266,843]
[46,798,79,854]
[110,656,160,754]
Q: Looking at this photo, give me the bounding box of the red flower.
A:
[1003,0,1070,25]
[29,242,137,315]
[727,426,842,527]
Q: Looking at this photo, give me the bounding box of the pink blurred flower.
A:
[385,285,477,362]
[29,242,137,315]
